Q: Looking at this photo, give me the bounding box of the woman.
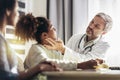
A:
[0,0,60,80]
[15,13,103,71]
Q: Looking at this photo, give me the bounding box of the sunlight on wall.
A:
[105,2,120,66]
[5,25,25,60]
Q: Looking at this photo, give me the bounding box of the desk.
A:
[43,69,120,80]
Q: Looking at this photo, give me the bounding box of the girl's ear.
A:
[41,32,48,39]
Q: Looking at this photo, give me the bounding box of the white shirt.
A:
[63,34,109,63]
[24,44,77,70]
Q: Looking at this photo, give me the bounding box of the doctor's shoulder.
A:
[69,33,84,40]
[98,37,110,46]
[67,34,84,45]
[94,39,110,49]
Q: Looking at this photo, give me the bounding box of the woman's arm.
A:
[18,61,61,80]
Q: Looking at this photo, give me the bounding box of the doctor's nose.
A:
[89,24,95,29]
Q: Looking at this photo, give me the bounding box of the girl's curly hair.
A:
[15,13,50,43]
[15,13,37,41]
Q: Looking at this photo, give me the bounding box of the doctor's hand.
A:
[77,59,103,69]
[44,38,65,54]
[95,58,104,64]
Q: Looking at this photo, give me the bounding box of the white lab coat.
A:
[24,44,77,70]
[63,34,109,63]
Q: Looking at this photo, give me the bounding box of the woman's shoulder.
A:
[0,34,5,43]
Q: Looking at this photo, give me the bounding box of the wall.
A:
[26,0,47,17]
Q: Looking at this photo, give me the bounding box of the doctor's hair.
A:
[15,13,50,43]
[0,0,17,24]
[96,13,113,32]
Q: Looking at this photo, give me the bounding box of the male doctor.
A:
[44,12,113,63]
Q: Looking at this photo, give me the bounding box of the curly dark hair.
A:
[15,13,50,43]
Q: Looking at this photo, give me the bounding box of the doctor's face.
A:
[86,16,106,39]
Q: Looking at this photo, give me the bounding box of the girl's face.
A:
[41,23,57,45]
[47,24,57,40]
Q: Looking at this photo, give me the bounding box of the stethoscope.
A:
[78,34,95,54]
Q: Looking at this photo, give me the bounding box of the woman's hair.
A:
[15,13,50,43]
[0,0,17,21]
